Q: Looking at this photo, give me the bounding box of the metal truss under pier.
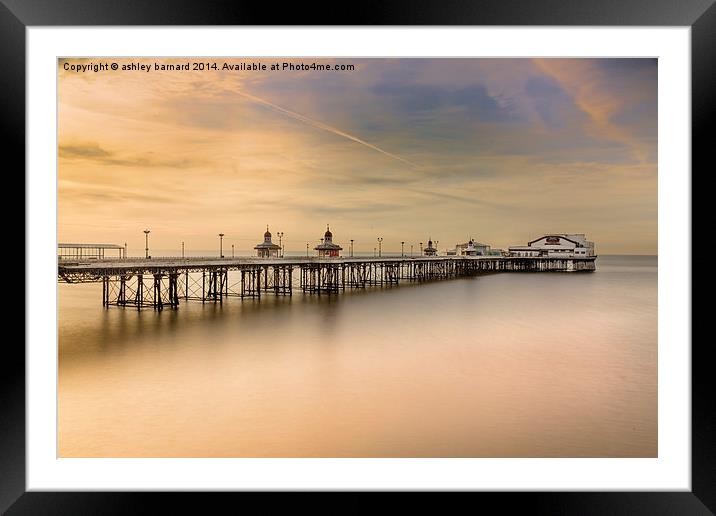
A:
[60,256,597,310]
[102,273,180,310]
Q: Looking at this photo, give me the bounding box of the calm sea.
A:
[58,255,657,457]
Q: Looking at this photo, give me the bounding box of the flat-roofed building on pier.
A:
[509,234,595,257]
[447,239,491,256]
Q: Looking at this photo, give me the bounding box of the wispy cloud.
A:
[232,89,419,168]
[59,143,204,169]
[533,59,656,164]
[59,143,112,159]
[59,180,178,205]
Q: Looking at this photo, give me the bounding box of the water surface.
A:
[58,255,657,457]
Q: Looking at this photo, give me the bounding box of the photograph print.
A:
[57,57,657,458]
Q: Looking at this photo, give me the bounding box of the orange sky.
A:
[58,58,657,255]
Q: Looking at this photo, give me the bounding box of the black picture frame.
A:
[4,1,710,513]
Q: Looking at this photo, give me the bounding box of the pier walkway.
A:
[58,255,596,310]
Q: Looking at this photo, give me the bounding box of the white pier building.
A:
[509,234,595,258]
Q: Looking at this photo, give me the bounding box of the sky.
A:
[58,58,657,255]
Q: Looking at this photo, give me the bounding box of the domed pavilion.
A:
[314,225,343,258]
[424,238,438,256]
[254,226,282,258]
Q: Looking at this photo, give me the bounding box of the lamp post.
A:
[181,241,184,258]
[278,232,284,257]
[377,237,383,257]
[420,242,423,255]
[350,239,354,257]
[435,240,439,255]
[401,241,405,257]
[410,244,413,256]
[306,242,309,257]
[219,233,224,258]
[143,229,150,259]
[373,247,376,257]
[124,242,127,259]
[232,244,235,258]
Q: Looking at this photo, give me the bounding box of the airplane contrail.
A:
[234,89,418,168]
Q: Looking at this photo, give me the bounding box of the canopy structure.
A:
[58,243,125,260]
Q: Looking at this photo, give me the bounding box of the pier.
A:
[58,255,597,310]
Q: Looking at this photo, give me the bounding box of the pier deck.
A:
[58,255,596,310]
